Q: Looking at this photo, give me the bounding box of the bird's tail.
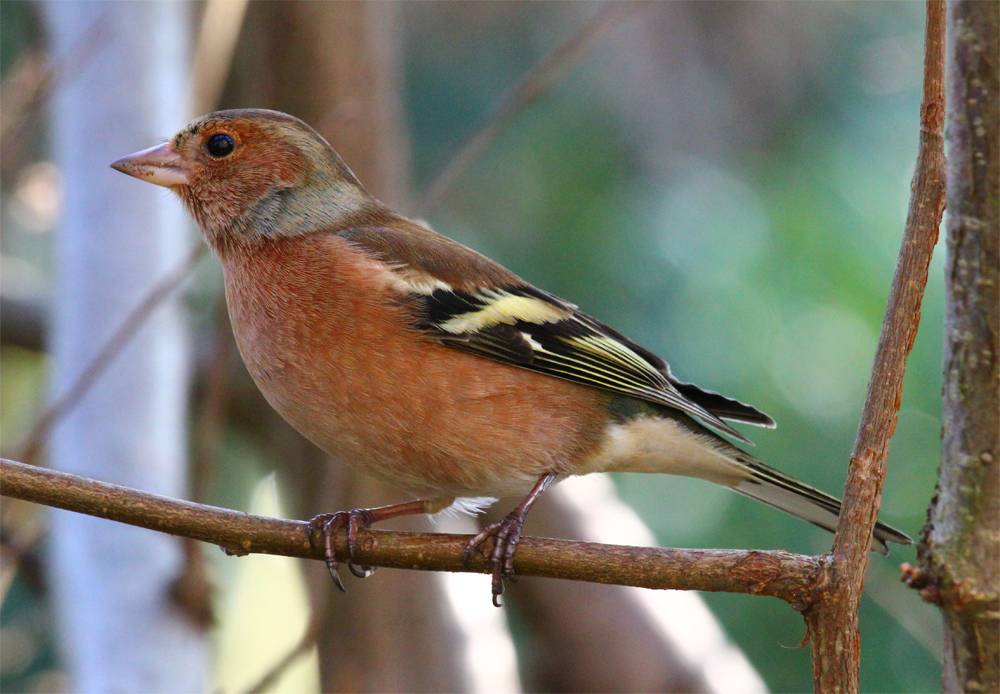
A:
[732,457,912,554]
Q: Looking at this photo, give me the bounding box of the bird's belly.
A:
[249,337,605,498]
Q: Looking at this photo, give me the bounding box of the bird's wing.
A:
[337,225,772,443]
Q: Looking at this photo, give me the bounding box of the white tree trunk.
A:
[44,3,207,691]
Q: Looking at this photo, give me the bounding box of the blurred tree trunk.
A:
[918,2,999,692]
[43,4,207,692]
[226,0,408,209]
[485,486,721,693]
[225,2,468,691]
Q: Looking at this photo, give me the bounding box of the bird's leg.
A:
[463,473,556,606]
[309,497,453,592]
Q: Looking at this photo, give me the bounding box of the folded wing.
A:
[338,225,774,443]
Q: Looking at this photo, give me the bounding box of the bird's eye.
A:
[206,133,235,158]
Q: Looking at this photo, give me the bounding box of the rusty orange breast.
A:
[219,233,610,498]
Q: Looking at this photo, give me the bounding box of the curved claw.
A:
[465,473,554,605]
[320,515,348,592]
[348,563,377,579]
[491,553,505,600]
[328,562,348,592]
[309,511,375,592]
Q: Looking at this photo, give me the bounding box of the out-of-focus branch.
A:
[244,607,325,694]
[172,301,235,631]
[18,243,207,465]
[0,296,45,352]
[1,457,826,606]
[0,498,44,607]
[0,15,111,180]
[0,51,47,181]
[190,0,249,114]
[415,1,646,217]
[804,2,947,692]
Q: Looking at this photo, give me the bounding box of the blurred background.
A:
[1,2,942,692]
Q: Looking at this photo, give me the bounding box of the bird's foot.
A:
[462,474,556,607]
[463,510,528,607]
[308,510,378,592]
[308,499,438,590]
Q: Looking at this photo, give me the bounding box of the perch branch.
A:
[1,457,824,606]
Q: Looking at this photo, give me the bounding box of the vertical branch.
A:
[914,1,999,691]
[189,0,249,114]
[805,2,948,692]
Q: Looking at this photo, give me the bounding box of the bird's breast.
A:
[219,233,610,498]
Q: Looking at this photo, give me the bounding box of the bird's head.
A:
[111,109,373,248]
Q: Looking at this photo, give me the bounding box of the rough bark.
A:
[917,2,1000,692]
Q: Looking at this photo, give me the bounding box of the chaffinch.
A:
[112,109,911,604]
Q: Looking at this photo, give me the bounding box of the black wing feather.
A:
[669,379,776,428]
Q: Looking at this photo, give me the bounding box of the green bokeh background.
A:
[1,2,942,691]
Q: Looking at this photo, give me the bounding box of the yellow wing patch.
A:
[437,291,572,335]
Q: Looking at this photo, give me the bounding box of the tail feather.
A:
[733,458,912,554]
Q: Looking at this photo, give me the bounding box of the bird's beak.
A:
[110,143,190,187]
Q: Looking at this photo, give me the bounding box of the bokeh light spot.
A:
[770,305,876,423]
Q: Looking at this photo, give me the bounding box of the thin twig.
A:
[19,243,208,465]
[0,14,112,179]
[415,2,646,218]
[804,2,947,692]
[244,606,325,694]
[0,457,826,606]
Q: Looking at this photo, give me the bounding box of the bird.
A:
[111,108,911,604]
